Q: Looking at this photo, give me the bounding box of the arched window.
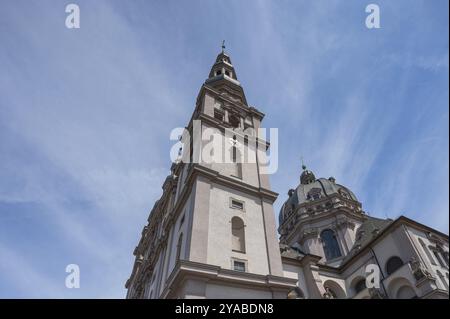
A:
[230,146,242,179]
[386,256,403,276]
[323,280,347,299]
[396,285,417,299]
[231,217,245,253]
[432,248,447,268]
[354,278,367,294]
[321,229,341,260]
[419,238,436,265]
[176,233,183,261]
[437,270,449,290]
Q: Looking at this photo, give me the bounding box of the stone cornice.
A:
[195,84,265,119]
[161,260,297,299]
[282,209,365,244]
[280,194,363,230]
[188,163,278,202]
[201,84,249,112]
[193,113,271,150]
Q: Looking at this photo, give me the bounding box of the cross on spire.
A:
[221,40,226,53]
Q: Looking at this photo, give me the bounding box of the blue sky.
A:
[0,0,448,298]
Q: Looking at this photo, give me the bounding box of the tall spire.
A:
[204,45,248,106]
[206,44,240,84]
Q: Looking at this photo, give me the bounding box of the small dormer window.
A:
[225,70,230,76]
[307,188,322,201]
[216,70,222,76]
[339,189,350,199]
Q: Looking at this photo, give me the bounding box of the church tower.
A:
[125,46,297,299]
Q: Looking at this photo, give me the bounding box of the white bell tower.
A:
[125,46,296,299]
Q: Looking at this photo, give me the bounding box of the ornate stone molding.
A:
[336,219,356,231]
[299,228,319,243]
[409,257,434,282]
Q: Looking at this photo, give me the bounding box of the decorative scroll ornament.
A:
[409,257,433,281]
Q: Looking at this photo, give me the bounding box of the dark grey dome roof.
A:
[279,171,358,225]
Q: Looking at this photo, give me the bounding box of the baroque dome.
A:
[279,167,358,225]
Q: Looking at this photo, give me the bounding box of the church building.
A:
[125,48,449,299]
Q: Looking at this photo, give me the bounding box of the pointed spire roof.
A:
[206,42,240,84]
[203,43,248,106]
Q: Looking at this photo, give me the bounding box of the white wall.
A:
[206,283,273,299]
[206,183,270,275]
[282,262,309,298]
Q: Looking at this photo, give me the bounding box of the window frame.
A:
[231,216,246,253]
[419,238,437,266]
[176,233,183,262]
[231,258,247,272]
[230,145,243,179]
[385,256,404,276]
[214,108,224,121]
[229,198,245,211]
[320,229,342,261]
[431,248,447,268]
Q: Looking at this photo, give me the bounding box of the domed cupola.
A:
[278,164,361,227]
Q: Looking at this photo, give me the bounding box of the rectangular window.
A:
[230,199,244,210]
[433,250,446,268]
[214,109,224,121]
[233,260,246,272]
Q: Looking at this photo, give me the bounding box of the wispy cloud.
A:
[0,0,448,298]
